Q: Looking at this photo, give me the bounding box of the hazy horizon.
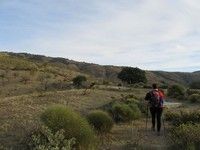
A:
[1,0,200,72]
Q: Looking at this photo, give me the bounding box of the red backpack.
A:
[149,90,162,108]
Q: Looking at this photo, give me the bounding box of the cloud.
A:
[0,0,200,72]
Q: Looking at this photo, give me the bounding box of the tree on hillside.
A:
[72,75,87,87]
[118,67,147,84]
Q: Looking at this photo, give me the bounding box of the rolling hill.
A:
[0,51,200,88]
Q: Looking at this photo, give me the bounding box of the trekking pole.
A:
[145,104,149,134]
[162,108,165,135]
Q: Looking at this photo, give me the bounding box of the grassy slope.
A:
[0,51,200,149]
[1,51,200,86]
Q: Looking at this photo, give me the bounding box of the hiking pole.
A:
[162,109,165,135]
[145,104,149,134]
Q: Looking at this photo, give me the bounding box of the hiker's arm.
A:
[145,92,150,101]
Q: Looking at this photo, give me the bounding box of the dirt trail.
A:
[109,119,169,150]
[109,101,183,150]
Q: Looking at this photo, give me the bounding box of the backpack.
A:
[149,90,161,108]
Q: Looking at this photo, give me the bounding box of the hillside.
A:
[0,51,200,149]
[0,51,200,88]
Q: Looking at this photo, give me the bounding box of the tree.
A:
[72,75,87,87]
[118,67,147,84]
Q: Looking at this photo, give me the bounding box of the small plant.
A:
[40,105,96,149]
[87,110,114,134]
[188,94,200,103]
[24,125,76,150]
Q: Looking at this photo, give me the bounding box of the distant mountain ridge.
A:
[1,51,200,86]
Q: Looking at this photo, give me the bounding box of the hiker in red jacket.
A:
[145,83,164,135]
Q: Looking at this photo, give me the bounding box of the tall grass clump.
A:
[87,110,114,135]
[168,123,200,150]
[40,105,96,149]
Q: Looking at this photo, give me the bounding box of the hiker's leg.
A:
[150,107,156,129]
[156,108,163,132]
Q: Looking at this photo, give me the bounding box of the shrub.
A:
[168,123,200,149]
[87,110,114,134]
[24,125,76,150]
[111,103,139,122]
[165,111,181,122]
[167,85,185,99]
[72,75,87,87]
[40,105,96,149]
[127,103,142,120]
[165,110,200,126]
[188,94,200,103]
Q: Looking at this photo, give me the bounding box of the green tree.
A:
[72,75,87,87]
[118,67,147,84]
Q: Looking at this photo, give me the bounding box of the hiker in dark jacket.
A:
[145,83,164,134]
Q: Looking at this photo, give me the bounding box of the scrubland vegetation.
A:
[0,52,200,149]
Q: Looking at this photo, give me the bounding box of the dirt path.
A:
[109,119,169,150]
[109,101,183,150]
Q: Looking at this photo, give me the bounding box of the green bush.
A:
[111,103,141,122]
[167,85,185,99]
[72,75,87,87]
[168,123,200,150]
[40,105,96,149]
[165,110,200,126]
[127,103,142,120]
[87,110,114,134]
[188,94,200,103]
[24,125,76,150]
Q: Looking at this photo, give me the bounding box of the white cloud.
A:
[1,0,200,71]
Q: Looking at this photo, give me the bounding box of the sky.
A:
[0,0,200,72]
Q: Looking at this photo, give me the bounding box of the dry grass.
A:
[0,88,145,148]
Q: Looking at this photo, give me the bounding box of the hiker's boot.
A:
[151,126,155,131]
[157,131,161,136]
